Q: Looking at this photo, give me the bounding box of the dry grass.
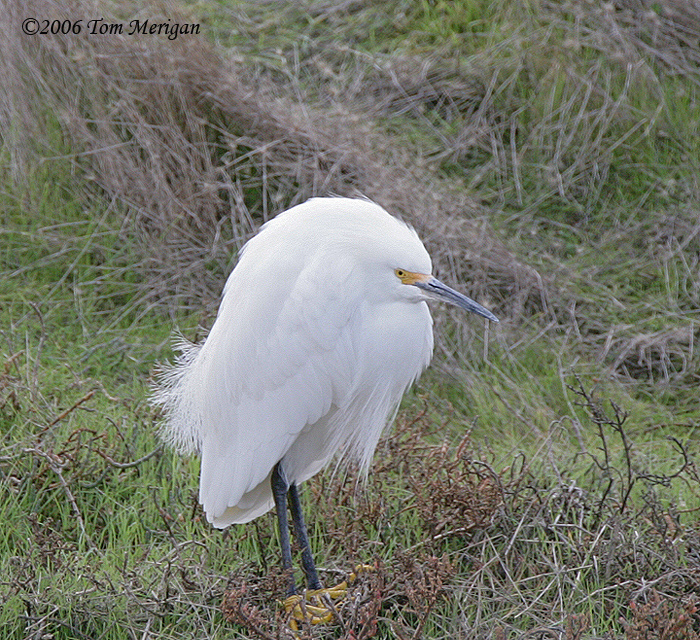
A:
[3,0,699,373]
[1,0,543,327]
[200,391,700,638]
[2,0,700,638]
[1,325,699,637]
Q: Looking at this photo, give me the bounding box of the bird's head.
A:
[392,267,498,322]
[353,208,498,323]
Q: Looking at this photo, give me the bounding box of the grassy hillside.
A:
[1,0,698,638]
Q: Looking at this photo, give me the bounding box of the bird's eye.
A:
[395,268,416,285]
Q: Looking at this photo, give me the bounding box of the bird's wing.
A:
[189,248,361,525]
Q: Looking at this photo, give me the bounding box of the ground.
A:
[1,0,699,638]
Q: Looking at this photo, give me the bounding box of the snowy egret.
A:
[152,197,498,599]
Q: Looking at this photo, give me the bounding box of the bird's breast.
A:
[357,299,434,390]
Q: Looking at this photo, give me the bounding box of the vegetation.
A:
[1,0,698,638]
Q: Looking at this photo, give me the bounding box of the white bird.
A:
[152,196,498,596]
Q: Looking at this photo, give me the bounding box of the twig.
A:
[48,390,96,427]
[23,446,99,554]
[28,303,46,404]
[96,444,163,469]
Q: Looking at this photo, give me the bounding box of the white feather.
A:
[152,197,437,527]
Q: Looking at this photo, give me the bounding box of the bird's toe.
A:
[282,564,374,631]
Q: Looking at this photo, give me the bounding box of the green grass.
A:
[2,0,699,638]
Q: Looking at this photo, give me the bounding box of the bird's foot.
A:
[283,564,374,631]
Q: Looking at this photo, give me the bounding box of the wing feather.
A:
[154,228,361,526]
[151,197,435,528]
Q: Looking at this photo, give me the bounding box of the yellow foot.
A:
[282,564,374,631]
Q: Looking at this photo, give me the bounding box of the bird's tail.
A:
[150,332,204,455]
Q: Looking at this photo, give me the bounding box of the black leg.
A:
[272,463,296,595]
[288,482,322,590]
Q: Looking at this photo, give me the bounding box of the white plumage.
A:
[152,197,497,532]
